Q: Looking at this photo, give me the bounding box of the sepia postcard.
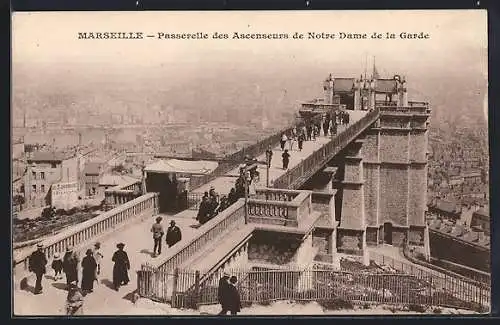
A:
[11,10,489,316]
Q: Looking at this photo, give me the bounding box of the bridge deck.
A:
[193,110,367,195]
[14,110,367,315]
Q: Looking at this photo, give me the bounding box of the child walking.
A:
[52,253,63,281]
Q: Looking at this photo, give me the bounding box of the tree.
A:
[41,207,55,220]
[13,195,25,207]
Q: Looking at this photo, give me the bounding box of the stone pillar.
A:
[354,82,361,110]
[369,81,376,110]
[402,87,408,106]
[423,225,431,261]
[338,139,367,258]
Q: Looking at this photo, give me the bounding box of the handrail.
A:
[273,108,380,189]
[14,193,159,270]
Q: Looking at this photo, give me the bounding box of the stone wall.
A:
[380,130,408,163]
[379,165,408,226]
[408,165,427,226]
[409,130,427,162]
[429,229,490,272]
[248,231,299,265]
[363,164,379,226]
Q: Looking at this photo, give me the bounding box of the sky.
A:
[12,10,487,68]
[11,10,488,123]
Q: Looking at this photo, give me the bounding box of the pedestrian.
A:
[280,133,287,151]
[306,124,313,141]
[166,220,182,248]
[265,146,273,167]
[282,149,290,170]
[51,253,63,281]
[227,276,242,315]
[151,216,164,257]
[66,281,84,316]
[217,272,230,315]
[298,132,305,151]
[323,118,329,136]
[92,242,103,284]
[288,132,295,151]
[28,243,47,294]
[63,246,79,288]
[228,188,237,205]
[112,243,130,291]
[197,196,210,225]
[81,249,97,294]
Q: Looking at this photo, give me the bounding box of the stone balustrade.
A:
[254,187,300,202]
[104,179,142,206]
[247,189,312,227]
[145,199,247,274]
[14,193,159,275]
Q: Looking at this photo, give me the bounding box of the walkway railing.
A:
[273,108,379,189]
[143,199,247,274]
[370,251,490,310]
[14,193,159,274]
[189,124,296,191]
[149,267,489,312]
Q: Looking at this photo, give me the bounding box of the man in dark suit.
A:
[29,243,47,294]
[217,272,230,315]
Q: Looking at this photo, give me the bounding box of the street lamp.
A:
[265,148,273,188]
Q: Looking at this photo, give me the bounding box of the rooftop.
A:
[28,151,67,162]
[99,174,140,187]
[145,159,218,175]
[83,162,102,175]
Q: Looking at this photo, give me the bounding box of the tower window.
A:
[41,184,45,192]
[32,185,36,192]
[40,172,45,180]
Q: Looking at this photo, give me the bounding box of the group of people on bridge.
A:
[27,240,132,315]
[196,157,260,225]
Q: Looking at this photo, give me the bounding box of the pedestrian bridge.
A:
[13,108,379,314]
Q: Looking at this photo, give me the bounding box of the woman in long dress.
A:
[63,246,79,287]
[81,249,97,294]
[112,243,130,291]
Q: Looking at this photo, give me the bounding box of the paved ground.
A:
[14,111,368,315]
[14,213,200,316]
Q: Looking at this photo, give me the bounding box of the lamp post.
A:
[265,148,273,188]
[239,166,252,225]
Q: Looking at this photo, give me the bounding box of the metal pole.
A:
[244,170,248,224]
[266,163,270,188]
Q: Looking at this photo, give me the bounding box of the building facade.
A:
[313,74,431,257]
[24,152,80,208]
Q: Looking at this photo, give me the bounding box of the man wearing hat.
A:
[151,216,164,257]
[217,271,230,315]
[166,220,182,248]
[28,243,47,294]
[63,246,79,287]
